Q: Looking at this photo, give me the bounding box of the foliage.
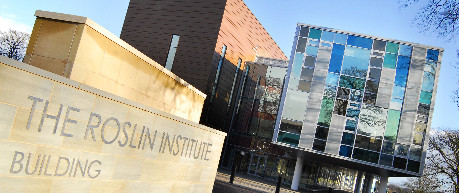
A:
[403,161,441,192]
[0,29,30,61]
[399,0,459,40]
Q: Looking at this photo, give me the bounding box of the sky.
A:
[1,0,458,186]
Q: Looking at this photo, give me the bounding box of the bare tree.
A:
[0,29,30,61]
[399,0,459,40]
[403,161,441,193]
[426,129,459,192]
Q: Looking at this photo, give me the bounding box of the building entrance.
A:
[248,154,267,177]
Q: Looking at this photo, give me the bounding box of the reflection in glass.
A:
[341,132,354,145]
[324,85,337,97]
[346,35,373,49]
[390,98,403,111]
[409,146,422,161]
[412,133,424,146]
[393,157,407,170]
[346,108,360,119]
[363,92,377,105]
[419,91,432,104]
[350,90,363,102]
[392,86,405,99]
[358,104,387,138]
[382,140,395,154]
[383,53,397,69]
[341,46,371,78]
[373,40,386,51]
[380,154,393,166]
[395,144,409,156]
[339,145,353,157]
[278,131,300,146]
[280,119,303,134]
[365,80,379,93]
[304,56,316,67]
[318,97,335,127]
[407,160,420,172]
[334,33,347,44]
[309,29,322,40]
[339,75,365,90]
[349,102,360,108]
[352,148,379,163]
[334,99,348,116]
[313,139,326,151]
[417,103,430,116]
[421,72,435,92]
[385,110,401,141]
[399,44,412,57]
[329,44,345,73]
[282,89,309,121]
[386,42,399,54]
[315,125,329,139]
[414,122,427,133]
[337,87,350,99]
[345,119,357,131]
[426,49,439,61]
[326,73,340,86]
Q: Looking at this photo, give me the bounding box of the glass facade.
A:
[275,24,442,175]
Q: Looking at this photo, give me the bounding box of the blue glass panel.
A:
[426,49,439,61]
[399,44,412,56]
[321,43,332,47]
[309,28,322,40]
[329,44,345,73]
[339,146,353,157]
[426,60,437,68]
[324,85,337,97]
[350,90,363,102]
[334,33,347,44]
[339,75,366,90]
[390,98,403,111]
[306,45,318,57]
[345,119,357,131]
[326,73,340,86]
[424,65,436,76]
[422,72,435,92]
[392,86,405,99]
[291,53,304,79]
[420,91,432,104]
[397,55,410,70]
[321,31,334,42]
[383,53,397,69]
[346,35,373,49]
[395,72,408,87]
[346,108,360,119]
[309,40,319,46]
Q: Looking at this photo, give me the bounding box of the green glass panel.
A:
[386,42,399,54]
[419,91,432,104]
[309,28,322,40]
[384,110,401,141]
[318,97,334,127]
[339,75,365,90]
[383,53,397,69]
[277,131,300,146]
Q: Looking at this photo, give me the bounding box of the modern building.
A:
[273,24,443,192]
[120,0,287,132]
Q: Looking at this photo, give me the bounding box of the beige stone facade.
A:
[24,10,205,123]
[0,56,225,193]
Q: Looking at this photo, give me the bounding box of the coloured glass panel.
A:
[414,122,427,133]
[304,56,316,67]
[298,80,312,92]
[339,146,353,157]
[300,68,314,81]
[385,110,401,141]
[334,99,348,116]
[341,46,371,78]
[407,160,420,172]
[329,44,345,73]
[346,108,360,119]
[393,157,407,170]
[383,53,397,69]
[352,148,379,163]
[337,87,350,99]
[395,144,409,156]
[379,154,393,166]
[386,42,399,54]
[299,27,309,37]
[334,33,347,44]
[280,120,303,134]
[399,44,412,56]
[296,38,307,53]
[278,131,300,146]
[363,92,377,105]
[313,139,326,151]
[373,40,386,51]
[419,91,432,104]
[358,104,387,138]
[382,140,395,154]
[292,53,304,79]
[412,133,424,146]
[345,119,357,131]
[365,80,379,93]
[322,31,334,42]
[426,49,439,61]
[370,57,383,68]
[392,86,405,99]
[369,68,381,81]
[326,73,340,86]
[347,35,373,49]
[350,90,363,102]
[421,72,435,92]
[324,85,337,97]
[315,125,329,139]
[409,146,422,161]
[390,98,403,111]
[341,132,355,146]
[309,28,322,40]
[306,45,319,57]
[417,103,430,116]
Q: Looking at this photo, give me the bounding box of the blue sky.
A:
[1,0,457,185]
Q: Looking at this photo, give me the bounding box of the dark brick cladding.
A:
[121,0,227,92]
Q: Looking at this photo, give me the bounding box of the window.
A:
[165,34,180,70]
